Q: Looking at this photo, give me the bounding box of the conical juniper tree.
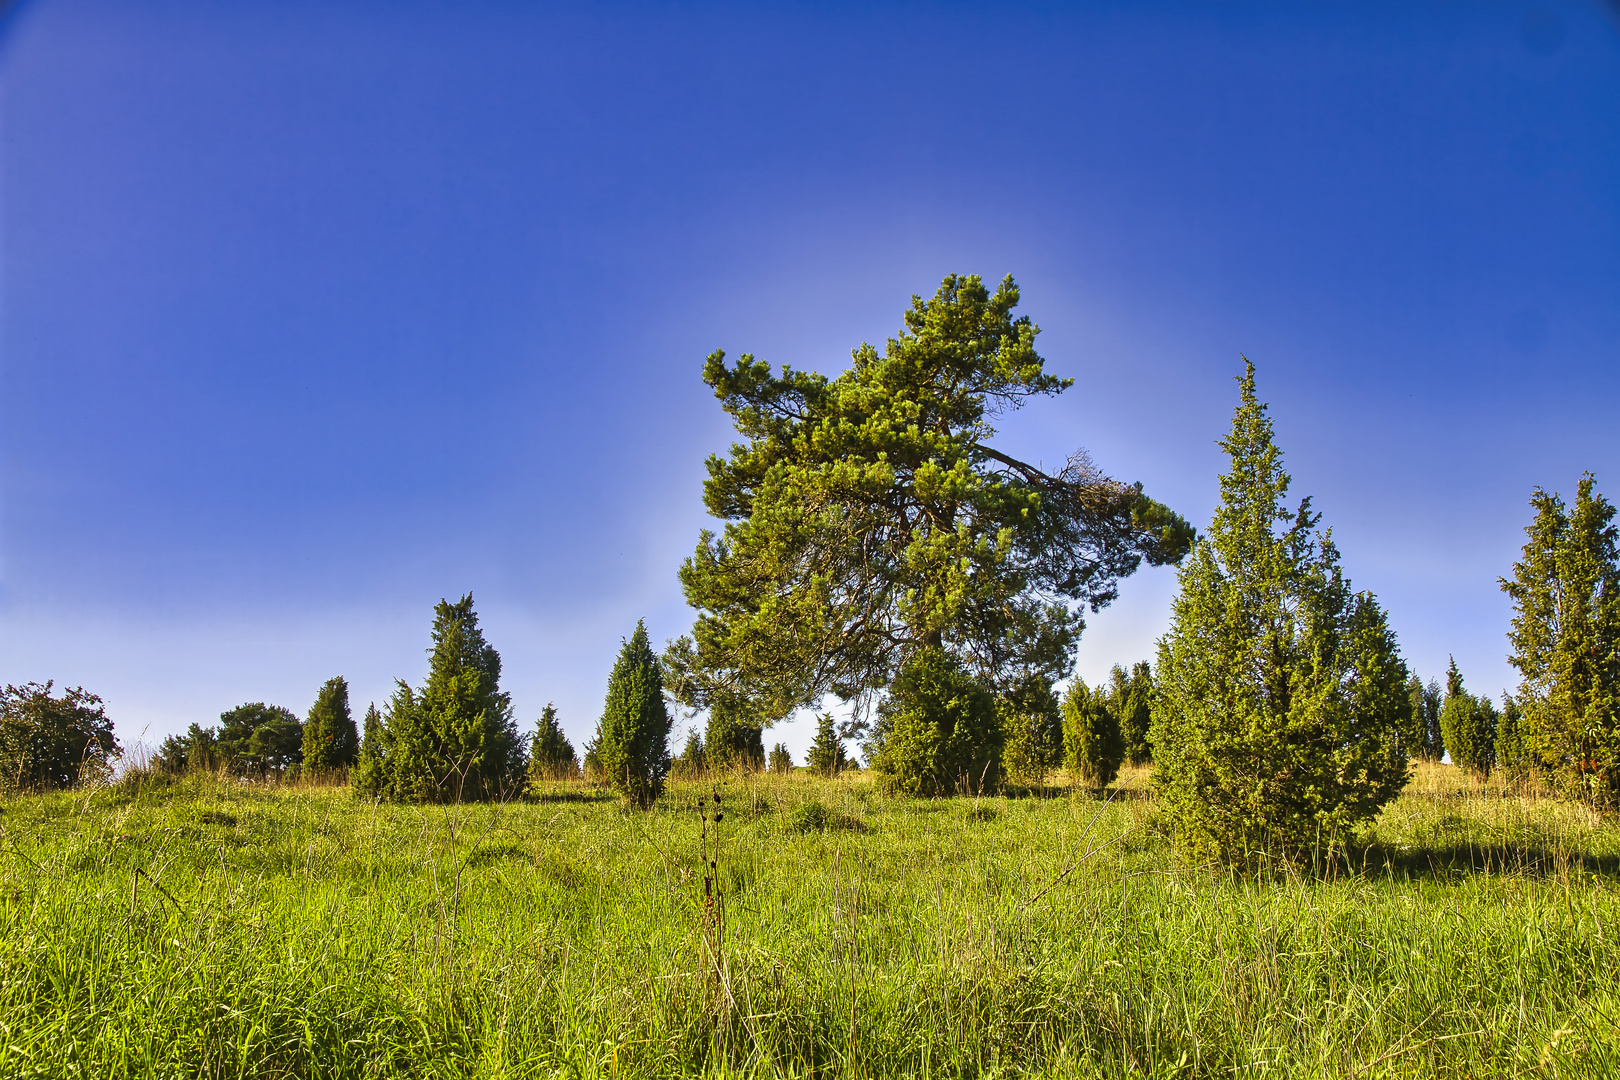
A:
[1000,675,1063,783]
[1151,361,1412,864]
[1062,678,1123,788]
[669,274,1193,738]
[1439,656,1496,778]
[527,703,578,782]
[352,595,524,802]
[805,712,848,777]
[1406,674,1444,762]
[1500,475,1620,808]
[592,620,672,808]
[865,646,1001,796]
[302,676,358,774]
[1105,662,1155,766]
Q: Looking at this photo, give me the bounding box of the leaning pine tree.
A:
[1151,361,1412,864]
[592,620,673,808]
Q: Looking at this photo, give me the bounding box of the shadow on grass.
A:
[526,788,617,805]
[1344,842,1620,881]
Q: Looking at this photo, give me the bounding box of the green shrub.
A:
[1104,663,1155,766]
[1440,658,1497,778]
[527,703,579,782]
[768,743,793,773]
[1000,676,1062,783]
[805,712,847,777]
[1062,679,1122,788]
[590,620,672,808]
[787,799,868,833]
[669,728,706,779]
[866,647,1001,796]
[704,695,764,772]
[350,594,525,802]
[301,676,357,774]
[1495,695,1534,784]
[1151,362,1411,864]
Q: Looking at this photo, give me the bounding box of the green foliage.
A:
[350,595,524,802]
[153,723,220,775]
[1406,675,1444,762]
[1000,676,1063,783]
[301,677,357,774]
[350,704,386,793]
[0,682,119,792]
[1496,695,1534,784]
[866,647,1001,796]
[669,728,706,779]
[805,712,848,777]
[1440,658,1497,778]
[216,703,304,778]
[1061,678,1123,788]
[1151,361,1412,864]
[672,274,1193,721]
[1501,475,1620,808]
[527,704,578,782]
[591,620,672,808]
[768,742,793,773]
[1103,662,1155,766]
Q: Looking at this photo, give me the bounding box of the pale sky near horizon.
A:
[3,0,1618,763]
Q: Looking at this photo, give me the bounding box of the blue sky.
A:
[3,0,1617,762]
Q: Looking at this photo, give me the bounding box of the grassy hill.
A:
[2,763,1617,1078]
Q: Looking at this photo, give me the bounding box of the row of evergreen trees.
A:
[154,678,357,779]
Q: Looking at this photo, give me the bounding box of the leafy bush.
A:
[1151,363,1411,864]
[1061,679,1122,788]
[1000,676,1062,783]
[216,703,304,778]
[866,647,1001,796]
[0,682,119,792]
[590,620,672,808]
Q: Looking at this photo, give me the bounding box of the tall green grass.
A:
[1,763,1616,1077]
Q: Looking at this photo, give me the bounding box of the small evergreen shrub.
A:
[302,676,358,775]
[866,647,1001,796]
[1495,695,1534,784]
[705,696,764,772]
[1440,657,1497,778]
[1062,679,1122,788]
[591,620,673,808]
[1000,676,1062,783]
[1406,674,1445,762]
[768,743,793,773]
[1105,663,1155,766]
[527,703,579,782]
[669,728,706,779]
[805,713,847,777]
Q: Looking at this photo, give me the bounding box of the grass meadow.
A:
[2,763,1617,1079]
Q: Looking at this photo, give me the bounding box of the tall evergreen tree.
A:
[351,703,386,794]
[1151,361,1411,863]
[351,595,523,802]
[1439,657,1496,778]
[592,620,673,808]
[527,704,579,782]
[1500,475,1620,808]
[302,676,357,774]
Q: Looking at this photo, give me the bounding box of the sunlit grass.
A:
[1,761,1616,1077]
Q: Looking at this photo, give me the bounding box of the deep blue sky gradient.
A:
[3,0,1617,760]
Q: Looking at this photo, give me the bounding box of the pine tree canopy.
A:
[1500,474,1620,806]
[1151,361,1411,863]
[670,274,1194,722]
